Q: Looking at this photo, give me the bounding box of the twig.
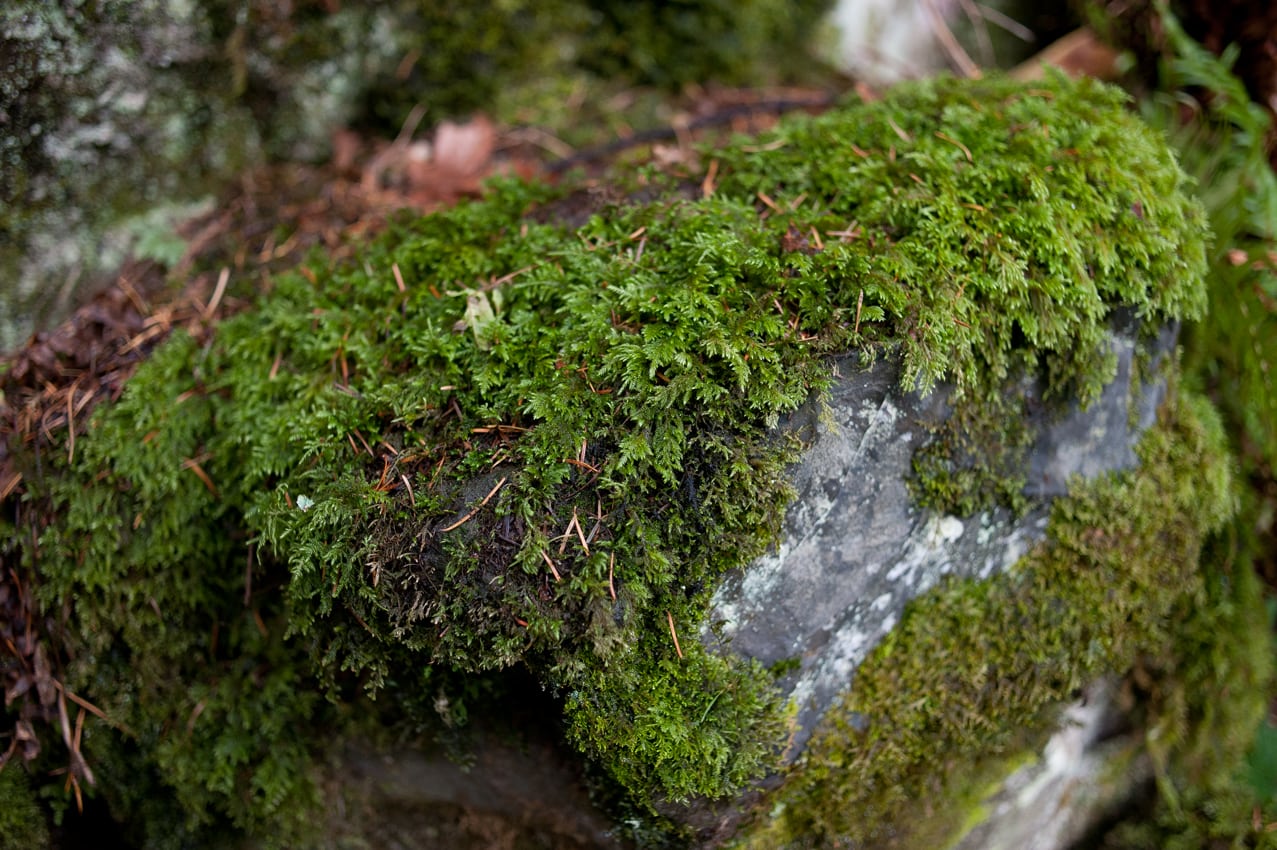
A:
[957,0,995,65]
[976,3,1034,41]
[441,476,507,532]
[925,0,981,78]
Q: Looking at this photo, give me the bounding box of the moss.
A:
[742,386,1265,848]
[1078,12,1277,847]
[0,767,49,850]
[15,72,1210,841]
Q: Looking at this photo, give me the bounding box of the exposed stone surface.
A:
[709,318,1175,755]
[0,0,403,350]
[950,677,1152,850]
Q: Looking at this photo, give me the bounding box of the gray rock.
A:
[0,0,405,351]
[950,678,1152,850]
[709,317,1175,755]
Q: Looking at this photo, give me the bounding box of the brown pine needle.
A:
[756,191,781,212]
[53,682,116,730]
[392,262,407,292]
[66,383,76,463]
[540,549,562,582]
[181,458,218,497]
[608,552,616,600]
[572,507,589,555]
[935,131,973,162]
[441,475,507,532]
[204,267,230,320]
[563,457,601,474]
[667,611,684,659]
[701,158,718,198]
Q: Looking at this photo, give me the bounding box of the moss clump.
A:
[745,387,1264,848]
[0,767,49,850]
[18,72,1208,841]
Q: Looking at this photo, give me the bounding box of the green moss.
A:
[744,387,1264,848]
[1076,12,1277,847]
[17,72,1210,841]
[0,767,49,850]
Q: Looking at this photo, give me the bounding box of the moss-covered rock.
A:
[741,386,1265,847]
[5,71,1224,845]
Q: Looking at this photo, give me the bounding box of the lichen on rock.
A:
[11,71,1216,844]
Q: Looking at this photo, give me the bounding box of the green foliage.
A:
[20,72,1211,841]
[711,70,1207,510]
[1083,13,1277,847]
[1145,9,1277,486]
[358,0,835,137]
[750,388,1253,848]
[359,1,588,132]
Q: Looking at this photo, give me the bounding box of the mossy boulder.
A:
[4,71,1252,847]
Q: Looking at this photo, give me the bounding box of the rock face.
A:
[710,316,1175,755]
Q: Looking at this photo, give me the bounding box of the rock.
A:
[9,73,1238,849]
[950,678,1152,850]
[709,315,1176,756]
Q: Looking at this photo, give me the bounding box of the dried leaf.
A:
[433,115,495,178]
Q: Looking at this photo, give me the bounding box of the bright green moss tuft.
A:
[22,72,1210,839]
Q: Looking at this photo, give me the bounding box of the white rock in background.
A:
[824,0,957,83]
